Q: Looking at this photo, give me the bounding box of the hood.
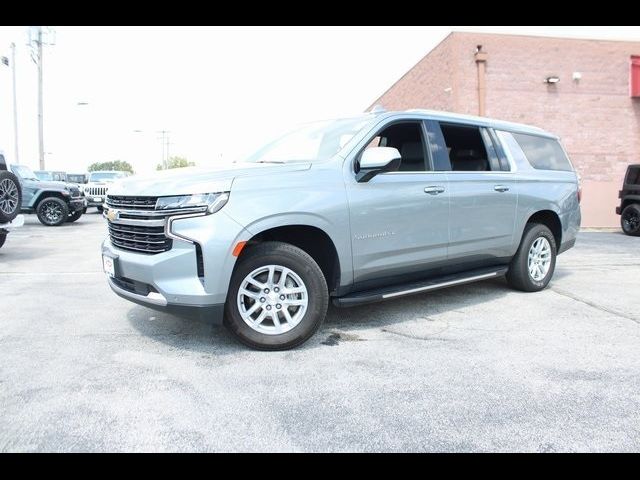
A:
[33,180,72,190]
[107,162,311,197]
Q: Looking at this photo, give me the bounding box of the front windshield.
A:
[245,116,373,164]
[35,171,53,181]
[13,165,38,180]
[89,172,126,182]
[67,174,85,183]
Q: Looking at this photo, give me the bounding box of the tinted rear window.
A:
[512,133,573,172]
[626,167,640,185]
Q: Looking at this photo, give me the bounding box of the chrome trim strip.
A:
[108,224,166,236]
[108,231,168,245]
[165,212,207,244]
[107,277,167,306]
[104,206,207,217]
[382,271,500,299]
[108,216,166,227]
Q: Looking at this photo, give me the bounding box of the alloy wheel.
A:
[237,264,308,335]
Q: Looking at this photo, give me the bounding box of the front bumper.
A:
[86,197,105,207]
[107,276,225,323]
[102,210,251,324]
[70,197,87,212]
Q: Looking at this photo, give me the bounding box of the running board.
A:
[333,266,508,307]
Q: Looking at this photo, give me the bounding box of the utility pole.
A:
[11,43,19,164]
[157,130,170,169]
[36,27,44,169]
[29,26,54,170]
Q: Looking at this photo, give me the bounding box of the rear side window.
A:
[512,133,573,172]
[626,167,640,185]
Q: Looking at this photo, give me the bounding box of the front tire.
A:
[96,206,103,213]
[0,232,6,249]
[224,241,329,350]
[0,170,22,224]
[621,204,640,236]
[36,197,69,226]
[506,223,557,292]
[67,210,83,223]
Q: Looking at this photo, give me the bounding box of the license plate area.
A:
[102,253,119,277]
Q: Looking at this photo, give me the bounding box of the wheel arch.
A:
[525,210,562,249]
[32,190,69,209]
[239,218,346,296]
[621,197,640,212]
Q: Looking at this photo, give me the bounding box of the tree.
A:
[157,156,195,170]
[88,160,134,174]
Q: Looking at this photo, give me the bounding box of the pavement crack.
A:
[550,287,640,325]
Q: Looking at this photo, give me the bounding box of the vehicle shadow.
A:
[126,276,518,353]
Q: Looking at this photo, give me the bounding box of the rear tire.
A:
[36,197,69,226]
[506,223,557,292]
[67,210,83,223]
[0,171,22,224]
[0,233,6,249]
[621,204,640,236]
[224,241,329,350]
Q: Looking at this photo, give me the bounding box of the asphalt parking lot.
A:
[1,212,639,452]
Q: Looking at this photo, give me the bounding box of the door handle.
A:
[494,185,510,192]
[424,186,445,195]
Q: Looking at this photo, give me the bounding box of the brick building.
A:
[371,32,640,227]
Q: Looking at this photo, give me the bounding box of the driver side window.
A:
[365,122,429,172]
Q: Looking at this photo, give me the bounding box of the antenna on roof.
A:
[369,104,386,114]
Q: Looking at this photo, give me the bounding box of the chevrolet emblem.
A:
[107,209,119,222]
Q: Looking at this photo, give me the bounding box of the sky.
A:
[0,26,639,174]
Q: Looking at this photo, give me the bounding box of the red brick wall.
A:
[373,32,640,227]
[371,33,456,112]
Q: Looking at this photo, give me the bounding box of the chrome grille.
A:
[107,223,172,254]
[106,195,158,210]
[86,186,108,196]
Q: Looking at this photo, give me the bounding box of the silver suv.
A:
[102,110,581,350]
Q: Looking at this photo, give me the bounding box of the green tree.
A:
[88,160,134,174]
[157,156,195,170]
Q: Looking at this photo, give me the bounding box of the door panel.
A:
[426,121,518,261]
[446,172,517,260]
[347,172,449,287]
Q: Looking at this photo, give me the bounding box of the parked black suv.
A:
[616,164,640,236]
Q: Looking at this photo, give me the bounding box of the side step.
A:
[333,266,508,307]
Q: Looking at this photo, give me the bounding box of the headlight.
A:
[155,192,230,214]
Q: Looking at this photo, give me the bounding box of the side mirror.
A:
[356,147,401,182]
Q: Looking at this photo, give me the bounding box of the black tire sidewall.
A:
[0,233,6,249]
[508,224,557,291]
[224,242,328,350]
[67,210,83,223]
[621,204,640,236]
[37,197,69,226]
[0,171,22,223]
